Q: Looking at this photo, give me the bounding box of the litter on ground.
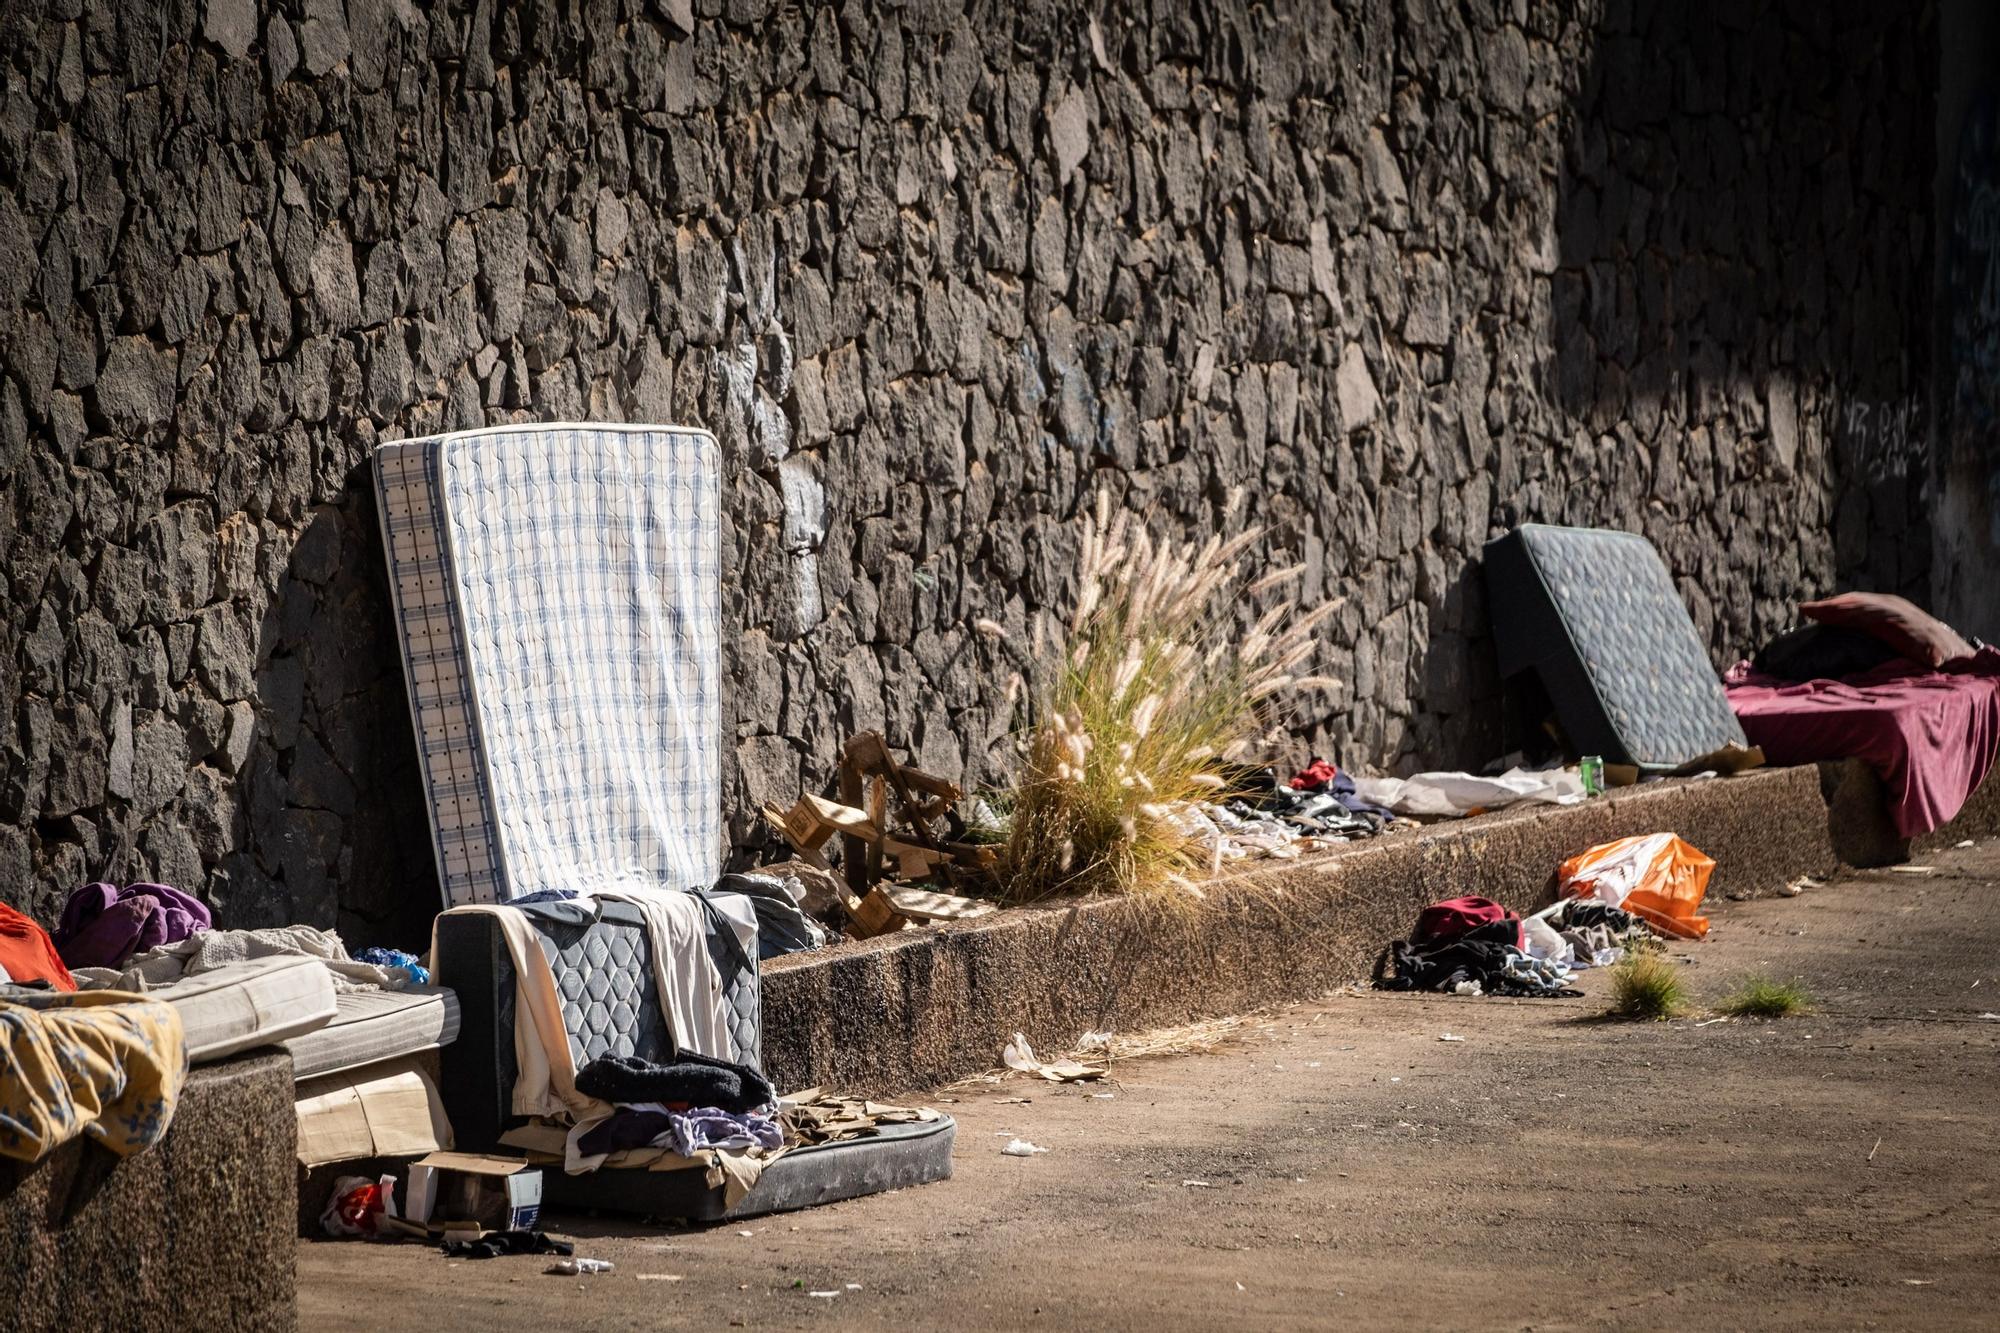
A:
[1002,1032,1106,1083]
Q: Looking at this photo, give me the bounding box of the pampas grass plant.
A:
[999,489,1342,904]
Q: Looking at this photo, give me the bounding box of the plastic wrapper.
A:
[320,1173,399,1238]
[1557,833,1713,939]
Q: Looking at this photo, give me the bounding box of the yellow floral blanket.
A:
[0,989,188,1162]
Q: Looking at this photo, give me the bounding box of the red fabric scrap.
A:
[0,902,77,991]
[1412,896,1522,949]
[1290,760,1339,791]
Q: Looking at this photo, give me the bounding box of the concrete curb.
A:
[760,765,1836,1095]
[0,1051,297,1329]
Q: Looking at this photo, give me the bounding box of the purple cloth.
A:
[665,1107,782,1157]
[576,1106,782,1159]
[1327,769,1395,822]
[53,882,211,970]
[1726,647,2000,838]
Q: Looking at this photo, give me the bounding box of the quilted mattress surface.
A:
[140,955,338,1065]
[374,423,722,907]
[435,900,760,1149]
[1485,523,1747,767]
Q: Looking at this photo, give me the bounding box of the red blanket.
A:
[1724,648,2000,838]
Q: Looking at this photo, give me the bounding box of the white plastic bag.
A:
[1518,914,1571,964]
[1350,767,1585,817]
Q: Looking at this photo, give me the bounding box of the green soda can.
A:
[1580,755,1604,796]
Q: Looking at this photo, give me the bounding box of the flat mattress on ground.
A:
[1485,523,1747,769]
[1727,648,2000,838]
[373,423,723,909]
[539,1115,957,1222]
[281,985,461,1081]
[131,955,337,1064]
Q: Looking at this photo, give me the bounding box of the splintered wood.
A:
[761,731,1000,939]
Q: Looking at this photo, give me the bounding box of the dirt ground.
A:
[300,840,2000,1330]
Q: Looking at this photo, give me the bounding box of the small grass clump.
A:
[1000,489,1342,905]
[1718,974,1812,1018]
[1607,951,1691,1021]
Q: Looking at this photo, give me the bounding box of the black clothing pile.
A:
[574,1049,776,1114]
[1374,917,1583,998]
[1374,900,1578,998]
[1221,762,1393,841]
[441,1229,573,1259]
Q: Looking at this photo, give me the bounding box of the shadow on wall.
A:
[1939,82,2000,641]
[1544,0,1936,632]
[225,463,435,951]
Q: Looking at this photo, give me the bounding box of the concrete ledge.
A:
[761,765,1835,1095]
[0,1051,298,1333]
[1820,760,2000,865]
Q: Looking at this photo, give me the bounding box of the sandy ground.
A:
[300,841,2000,1330]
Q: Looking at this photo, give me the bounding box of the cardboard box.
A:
[405,1152,542,1232]
[293,1058,454,1168]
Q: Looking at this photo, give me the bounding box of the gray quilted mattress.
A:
[433,897,759,1151]
[1484,523,1748,769]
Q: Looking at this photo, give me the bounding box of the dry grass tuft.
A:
[1718,974,1812,1018]
[999,489,1341,904]
[1607,951,1691,1021]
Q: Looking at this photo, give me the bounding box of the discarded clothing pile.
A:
[574,1050,776,1113]
[572,1051,783,1165]
[713,871,831,959]
[1374,896,1583,998]
[1520,898,1650,971]
[1283,760,1397,825]
[1167,802,1321,866]
[1166,762,1399,868]
[0,988,188,1163]
[54,881,211,971]
[70,923,423,994]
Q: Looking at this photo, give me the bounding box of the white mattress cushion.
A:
[375,423,722,906]
[140,955,338,1064]
[282,985,461,1081]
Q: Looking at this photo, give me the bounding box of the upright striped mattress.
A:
[373,423,724,907]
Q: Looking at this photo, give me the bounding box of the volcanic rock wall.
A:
[0,0,1936,943]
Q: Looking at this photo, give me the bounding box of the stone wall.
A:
[0,0,1937,946]
[1934,0,2000,644]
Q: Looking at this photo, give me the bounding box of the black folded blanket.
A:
[574,1049,776,1113]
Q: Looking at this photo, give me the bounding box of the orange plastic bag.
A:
[1557,832,1713,940]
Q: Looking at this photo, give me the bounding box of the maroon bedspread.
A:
[1725,648,2000,838]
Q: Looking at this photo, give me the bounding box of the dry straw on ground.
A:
[999,489,1342,904]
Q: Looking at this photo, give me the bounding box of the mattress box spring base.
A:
[540,1116,956,1223]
